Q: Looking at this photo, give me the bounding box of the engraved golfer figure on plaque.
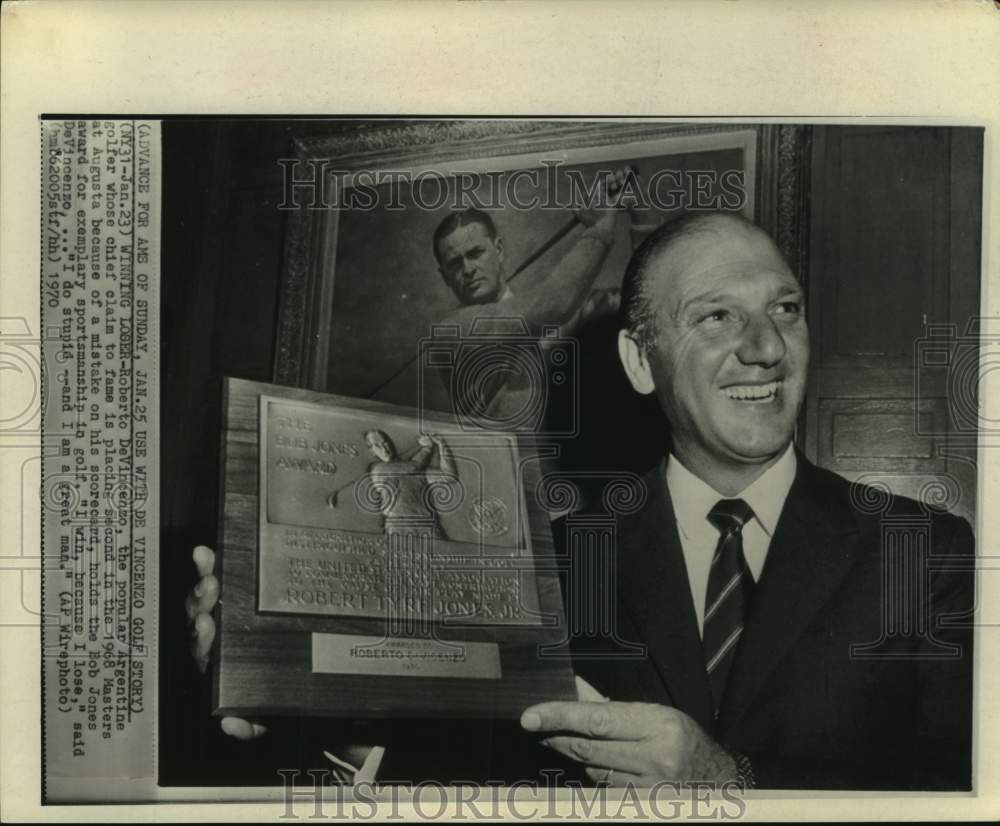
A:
[345,430,461,636]
[352,430,458,538]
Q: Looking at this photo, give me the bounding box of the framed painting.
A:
[274,120,810,412]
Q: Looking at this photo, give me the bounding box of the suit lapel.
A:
[620,461,716,732]
[719,454,863,727]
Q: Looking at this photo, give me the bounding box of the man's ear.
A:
[493,235,504,262]
[618,330,655,395]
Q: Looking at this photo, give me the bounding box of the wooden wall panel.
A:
[805,126,982,525]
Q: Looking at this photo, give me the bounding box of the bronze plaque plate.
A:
[258,396,543,626]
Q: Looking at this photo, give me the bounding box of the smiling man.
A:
[619,212,808,495]
[521,211,975,790]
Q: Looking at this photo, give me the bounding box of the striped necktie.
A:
[703,498,756,713]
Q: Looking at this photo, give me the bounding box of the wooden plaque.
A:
[212,377,576,719]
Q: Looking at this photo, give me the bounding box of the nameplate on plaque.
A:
[311,633,502,679]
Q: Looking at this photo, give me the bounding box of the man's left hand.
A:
[520,700,738,787]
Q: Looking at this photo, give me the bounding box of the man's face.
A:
[628,223,809,473]
[436,222,504,305]
[366,433,393,463]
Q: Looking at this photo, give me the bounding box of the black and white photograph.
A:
[154,117,982,794]
[2,1,999,821]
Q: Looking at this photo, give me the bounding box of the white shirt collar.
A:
[666,443,797,540]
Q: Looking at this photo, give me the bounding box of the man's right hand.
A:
[186,544,268,740]
[186,547,384,771]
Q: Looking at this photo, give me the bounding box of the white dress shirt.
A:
[665,444,797,637]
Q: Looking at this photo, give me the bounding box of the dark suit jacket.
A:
[201,454,973,788]
[564,453,975,790]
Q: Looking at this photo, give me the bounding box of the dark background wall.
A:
[158,121,983,785]
[805,126,982,525]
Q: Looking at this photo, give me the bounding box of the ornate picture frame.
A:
[274,120,810,396]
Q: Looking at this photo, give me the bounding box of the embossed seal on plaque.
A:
[468,496,510,538]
